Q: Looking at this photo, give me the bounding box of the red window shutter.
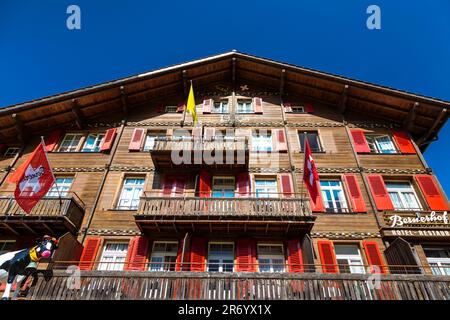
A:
[236,172,251,197]
[125,236,149,271]
[362,241,387,274]
[175,239,184,271]
[305,103,314,113]
[202,99,212,114]
[199,170,212,198]
[203,127,215,141]
[350,129,371,153]
[415,175,449,210]
[366,175,394,210]
[274,129,287,152]
[310,179,325,212]
[392,130,416,154]
[44,129,65,152]
[176,103,186,113]
[317,240,338,274]
[129,128,145,151]
[0,144,6,155]
[190,237,207,272]
[162,175,186,197]
[253,97,263,114]
[343,174,367,213]
[287,239,304,273]
[100,128,117,152]
[283,103,292,113]
[280,174,294,198]
[124,237,136,270]
[79,237,102,270]
[156,105,164,113]
[236,239,257,272]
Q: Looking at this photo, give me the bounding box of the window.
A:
[258,244,285,272]
[0,241,15,255]
[424,248,450,276]
[320,180,349,213]
[236,100,253,114]
[291,106,305,113]
[149,241,179,271]
[58,134,83,152]
[299,131,322,152]
[212,177,235,198]
[386,182,422,211]
[252,131,272,152]
[46,177,74,197]
[207,242,234,272]
[98,242,129,271]
[143,132,166,151]
[366,134,397,154]
[335,245,365,274]
[116,178,145,210]
[165,106,177,113]
[173,130,192,141]
[81,133,105,152]
[255,179,278,198]
[3,147,20,157]
[212,100,229,114]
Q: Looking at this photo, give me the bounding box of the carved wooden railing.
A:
[137,196,312,218]
[27,270,450,300]
[151,136,249,152]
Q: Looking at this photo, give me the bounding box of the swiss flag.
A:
[7,142,55,213]
[303,138,319,203]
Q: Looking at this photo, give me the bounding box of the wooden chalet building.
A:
[0,51,449,300]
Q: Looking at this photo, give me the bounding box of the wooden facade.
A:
[0,51,449,300]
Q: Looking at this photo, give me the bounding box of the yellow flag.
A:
[186,82,198,125]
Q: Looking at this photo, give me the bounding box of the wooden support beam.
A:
[232,58,237,89]
[279,69,286,97]
[11,113,28,143]
[21,222,37,235]
[2,222,20,236]
[403,102,419,131]
[71,99,86,129]
[120,86,129,118]
[339,85,349,113]
[418,108,447,146]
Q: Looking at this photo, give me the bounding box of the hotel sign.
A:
[382,211,450,239]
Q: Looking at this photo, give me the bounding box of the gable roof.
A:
[1,50,448,150]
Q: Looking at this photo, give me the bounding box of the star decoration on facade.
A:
[240,85,249,91]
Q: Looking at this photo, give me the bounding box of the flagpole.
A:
[40,136,62,210]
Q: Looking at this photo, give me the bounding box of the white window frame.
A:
[81,133,105,152]
[0,240,15,255]
[424,248,450,276]
[365,134,398,154]
[386,181,422,211]
[116,177,145,210]
[252,131,272,152]
[149,241,179,271]
[212,176,235,198]
[236,100,253,114]
[143,132,166,151]
[165,106,177,113]
[3,147,20,157]
[98,242,129,271]
[334,245,366,274]
[212,100,229,114]
[58,133,83,152]
[299,131,322,152]
[320,180,349,213]
[46,177,74,197]
[257,244,285,273]
[207,242,234,272]
[291,106,305,113]
[255,178,278,198]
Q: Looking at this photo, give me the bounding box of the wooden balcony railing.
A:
[151,136,249,152]
[0,192,85,236]
[26,270,450,300]
[137,195,312,219]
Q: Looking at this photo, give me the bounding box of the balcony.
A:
[135,193,314,236]
[25,270,450,300]
[149,136,249,169]
[0,192,85,237]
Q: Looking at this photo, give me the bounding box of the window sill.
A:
[51,151,104,154]
[108,208,139,212]
[299,151,326,154]
[357,152,402,155]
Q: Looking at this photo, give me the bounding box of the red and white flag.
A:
[303,138,319,203]
[7,142,55,213]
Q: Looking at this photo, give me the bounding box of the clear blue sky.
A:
[1,1,449,194]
